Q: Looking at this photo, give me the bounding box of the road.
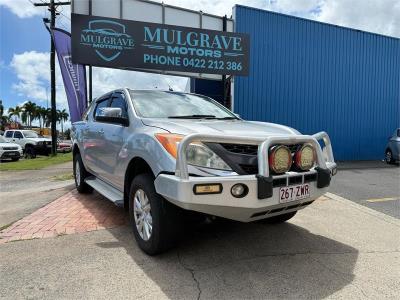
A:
[330,161,400,219]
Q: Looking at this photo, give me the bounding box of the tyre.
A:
[259,211,297,224]
[129,173,182,255]
[11,158,20,162]
[73,153,93,193]
[24,146,36,159]
[385,149,394,164]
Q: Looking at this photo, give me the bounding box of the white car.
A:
[4,130,52,158]
[0,135,23,161]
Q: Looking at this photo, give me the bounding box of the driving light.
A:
[155,133,232,171]
[295,144,315,171]
[269,145,292,174]
[231,183,248,198]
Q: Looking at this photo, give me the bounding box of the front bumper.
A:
[0,150,22,159]
[155,132,337,222]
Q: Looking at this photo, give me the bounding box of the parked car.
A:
[0,135,23,161]
[57,139,72,153]
[72,89,337,255]
[4,129,52,158]
[385,128,400,164]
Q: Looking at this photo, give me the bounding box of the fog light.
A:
[231,183,248,198]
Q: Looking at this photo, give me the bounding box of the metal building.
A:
[232,5,400,161]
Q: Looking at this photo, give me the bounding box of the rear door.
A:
[84,96,111,177]
[100,91,130,189]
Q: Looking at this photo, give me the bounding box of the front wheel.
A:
[73,153,93,193]
[129,173,182,255]
[385,149,394,164]
[258,211,297,224]
[24,146,36,159]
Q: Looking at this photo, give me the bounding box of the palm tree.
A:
[23,101,37,129]
[44,108,52,127]
[36,106,47,129]
[8,106,23,122]
[57,109,69,138]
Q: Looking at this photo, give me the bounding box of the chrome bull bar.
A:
[175,131,336,180]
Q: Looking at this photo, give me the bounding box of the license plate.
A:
[279,184,310,203]
[8,152,16,156]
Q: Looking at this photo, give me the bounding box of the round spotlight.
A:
[295,144,315,171]
[269,145,292,174]
[231,183,248,198]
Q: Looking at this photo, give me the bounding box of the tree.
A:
[23,101,37,129]
[57,109,69,138]
[8,106,23,122]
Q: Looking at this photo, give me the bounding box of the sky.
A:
[0,0,399,128]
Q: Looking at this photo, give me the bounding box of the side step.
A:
[85,176,124,207]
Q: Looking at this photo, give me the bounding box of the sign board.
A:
[71,0,238,79]
[71,13,249,76]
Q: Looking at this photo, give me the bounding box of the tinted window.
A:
[110,93,128,118]
[5,131,13,138]
[14,131,23,139]
[94,98,109,118]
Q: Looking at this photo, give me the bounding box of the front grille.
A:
[220,143,258,155]
[239,164,258,174]
[3,147,18,150]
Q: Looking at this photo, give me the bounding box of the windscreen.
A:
[129,91,236,119]
[23,131,39,138]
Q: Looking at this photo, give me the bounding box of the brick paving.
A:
[0,190,128,244]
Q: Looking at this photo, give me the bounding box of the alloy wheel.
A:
[75,160,81,185]
[133,189,153,241]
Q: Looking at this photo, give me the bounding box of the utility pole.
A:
[33,0,71,155]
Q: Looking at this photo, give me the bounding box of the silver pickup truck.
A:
[72,89,337,255]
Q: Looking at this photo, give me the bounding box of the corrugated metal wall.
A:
[233,5,400,161]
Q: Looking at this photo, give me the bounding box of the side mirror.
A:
[95,107,129,126]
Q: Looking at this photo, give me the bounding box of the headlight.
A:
[155,133,232,171]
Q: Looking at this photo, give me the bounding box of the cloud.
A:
[9,50,188,108]
[316,0,400,38]
[0,0,44,18]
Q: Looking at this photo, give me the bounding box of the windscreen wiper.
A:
[215,116,239,120]
[168,114,216,119]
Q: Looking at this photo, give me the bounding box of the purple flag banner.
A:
[52,28,87,123]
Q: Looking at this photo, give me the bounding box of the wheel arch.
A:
[124,157,155,210]
[72,143,80,157]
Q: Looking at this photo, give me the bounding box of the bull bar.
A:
[155,131,337,222]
